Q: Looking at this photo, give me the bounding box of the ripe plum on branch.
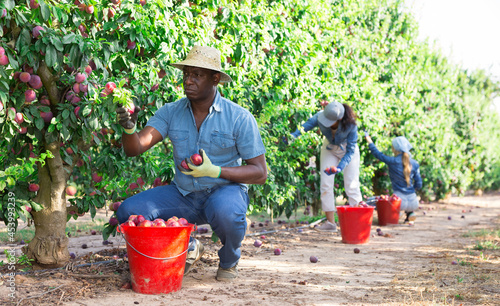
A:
[102,79,135,114]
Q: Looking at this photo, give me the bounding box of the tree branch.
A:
[38,61,61,106]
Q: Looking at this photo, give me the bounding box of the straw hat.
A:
[171,45,232,83]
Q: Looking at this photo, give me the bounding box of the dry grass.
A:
[389,218,500,305]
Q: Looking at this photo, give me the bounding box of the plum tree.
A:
[0,0,180,267]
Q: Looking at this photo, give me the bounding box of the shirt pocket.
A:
[210,131,236,162]
[169,130,189,159]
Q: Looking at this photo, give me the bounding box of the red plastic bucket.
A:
[376,198,401,225]
[118,224,194,294]
[337,206,375,244]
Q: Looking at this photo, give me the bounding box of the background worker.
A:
[365,134,422,222]
[286,101,363,231]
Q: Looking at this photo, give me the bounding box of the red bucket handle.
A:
[117,224,194,260]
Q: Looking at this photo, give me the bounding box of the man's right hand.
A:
[117,104,140,134]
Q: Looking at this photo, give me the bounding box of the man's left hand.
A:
[181,149,221,178]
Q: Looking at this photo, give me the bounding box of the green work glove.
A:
[181,149,221,178]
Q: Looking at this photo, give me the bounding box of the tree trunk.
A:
[311,197,321,216]
[372,173,384,195]
[22,141,70,267]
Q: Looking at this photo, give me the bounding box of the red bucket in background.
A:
[118,224,194,294]
[337,206,375,244]
[376,198,401,225]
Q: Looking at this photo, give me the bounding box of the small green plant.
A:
[473,241,499,250]
[463,229,500,238]
[456,276,464,283]
[455,294,464,300]
[479,252,489,261]
[2,250,35,272]
[459,259,472,266]
[16,254,35,267]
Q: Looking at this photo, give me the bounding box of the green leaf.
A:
[103,48,110,62]
[40,2,51,21]
[62,154,72,166]
[5,0,15,10]
[35,117,44,130]
[71,13,81,28]
[82,106,92,117]
[6,53,18,69]
[6,177,15,186]
[45,45,57,68]
[69,44,82,68]
[52,6,62,22]
[211,231,220,243]
[62,33,76,44]
[88,117,98,130]
[234,44,242,61]
[0,80,8,92]
[90,204,96,219]
[30,201,44,212]
[51,37,64,52]
[45,130,58,144]
[103,22,117,31]
[14,9,27,24]
[16,29,31,54]
[61,125,70,141]
[102,224,116,241]
[62,109,70,120]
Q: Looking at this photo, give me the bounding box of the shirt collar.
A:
[184,90,222,113]
[211,90,222,112]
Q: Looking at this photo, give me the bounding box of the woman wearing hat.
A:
[115,45,268,281]
[288,101,363,232]
[365,135,422,222]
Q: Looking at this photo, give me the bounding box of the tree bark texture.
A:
[23,141,70,267]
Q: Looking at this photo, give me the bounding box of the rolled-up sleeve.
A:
[235,112,266,160]
[145,104,170,139]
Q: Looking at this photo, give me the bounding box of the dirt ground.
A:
[1,192,499,306]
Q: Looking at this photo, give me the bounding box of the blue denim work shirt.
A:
[146,91,266,196]
[291,111,358,170]
[368,143,423,194]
